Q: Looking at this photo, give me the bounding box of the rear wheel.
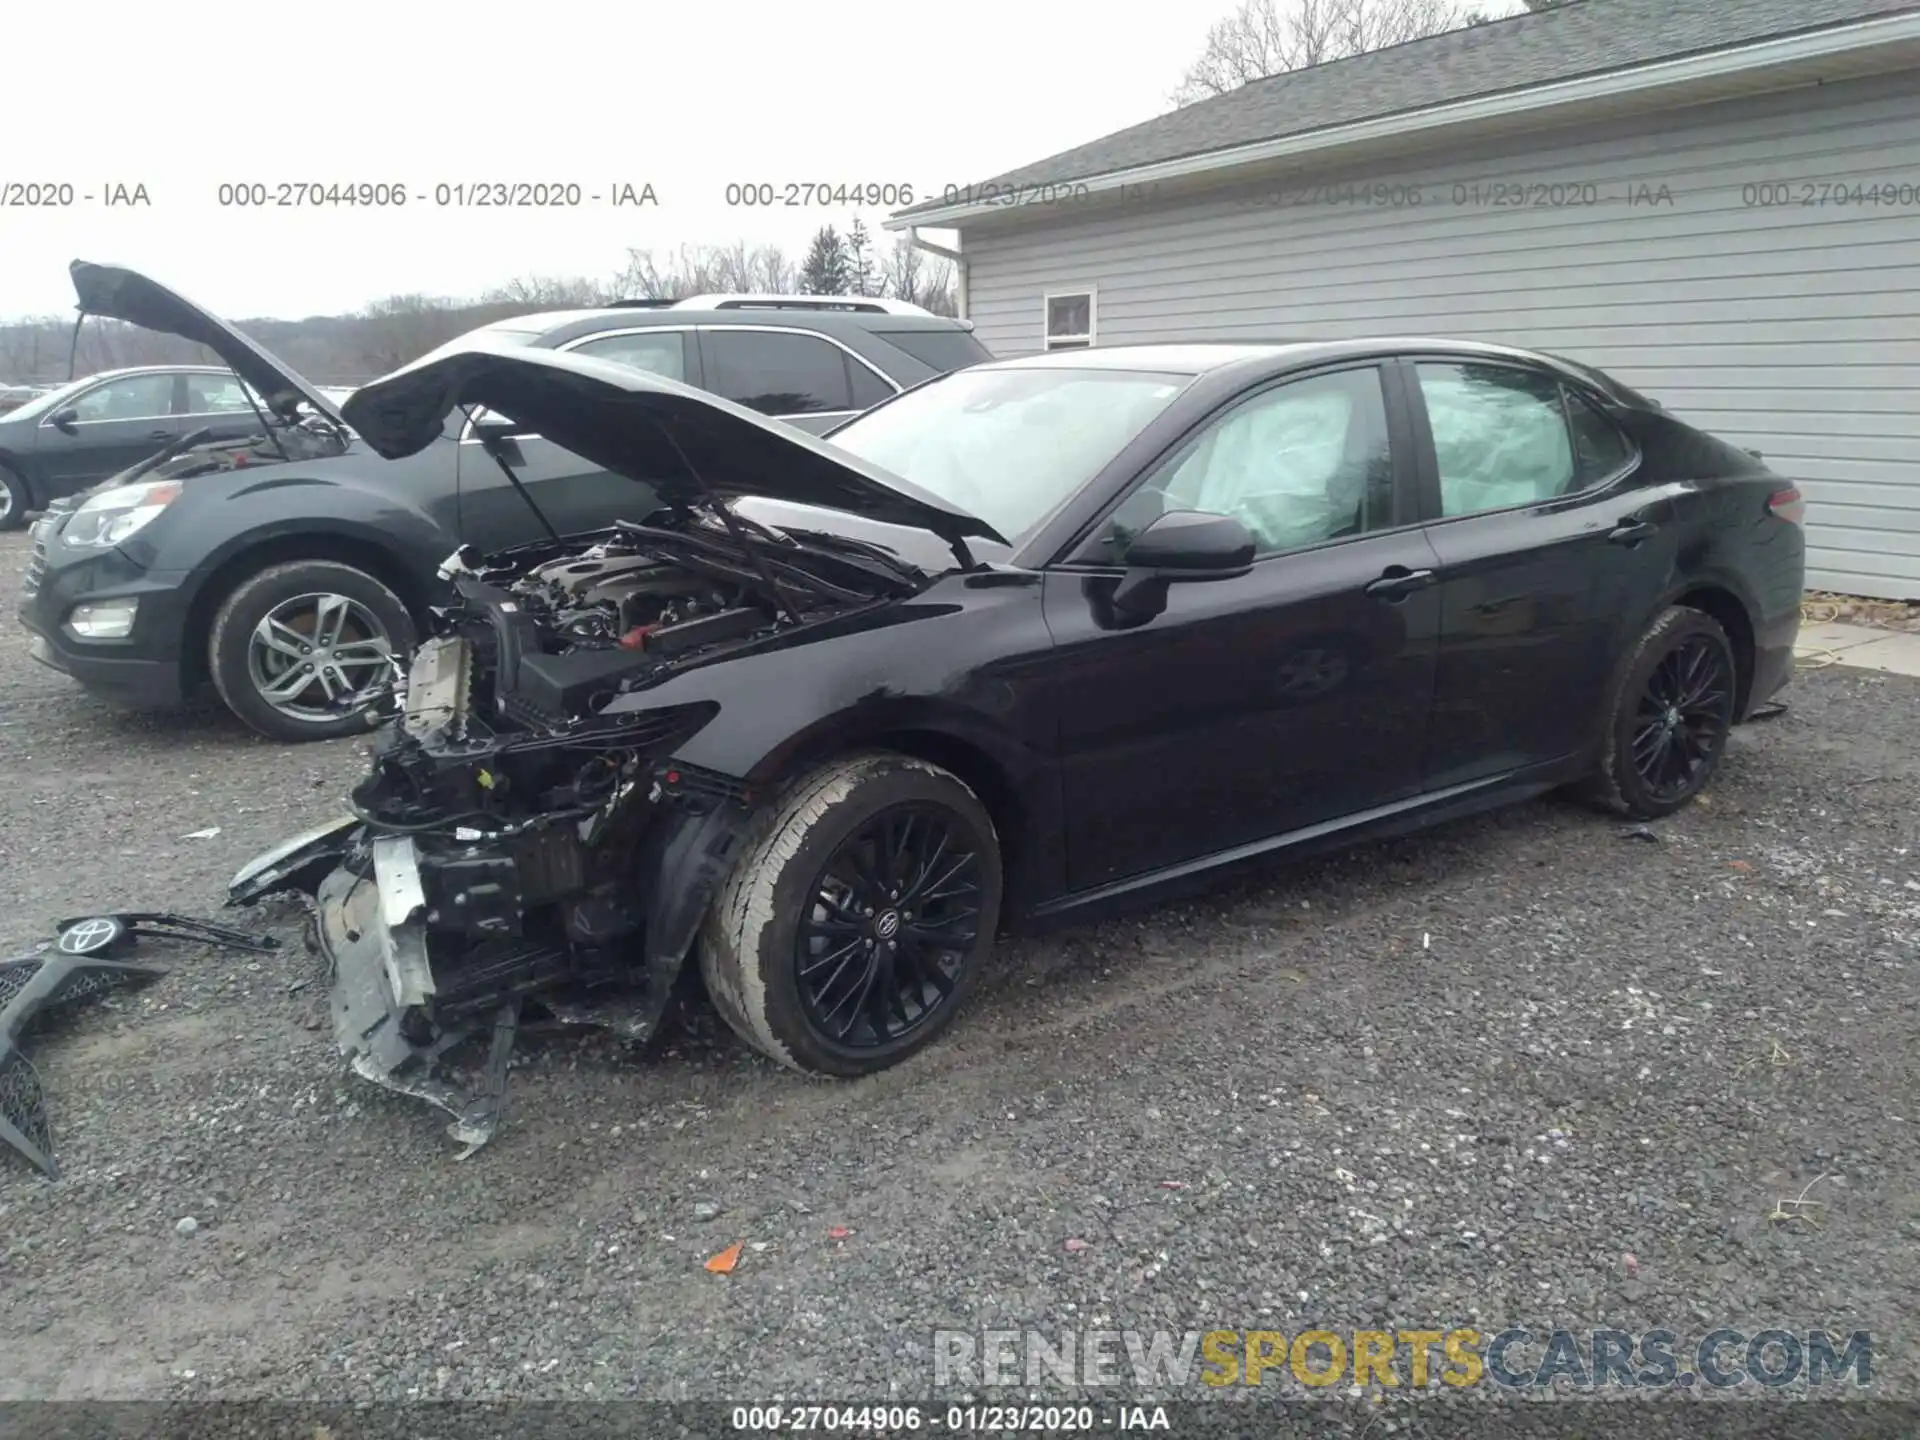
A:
[1580,605,1738,819]
[0,462,29,531]
[699,752,1002,1077]
[208,560,413,742]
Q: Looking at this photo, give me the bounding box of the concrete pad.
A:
[1795,621,1891,654]
[1827,631,1920,678]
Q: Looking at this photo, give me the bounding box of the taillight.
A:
[1767,486,1805,526]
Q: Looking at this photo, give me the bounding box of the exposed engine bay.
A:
[230,510,927,1151]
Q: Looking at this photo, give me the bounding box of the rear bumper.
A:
[1747,602,1800,715]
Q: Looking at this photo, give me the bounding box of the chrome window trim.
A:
[34,368,213,428]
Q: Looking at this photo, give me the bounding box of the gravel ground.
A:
[2,525,1917,1417]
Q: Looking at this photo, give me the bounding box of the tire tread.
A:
[699,751,993,1074]
[1577,604,1732,819]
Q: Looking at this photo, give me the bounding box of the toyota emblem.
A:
[57,917,124,955]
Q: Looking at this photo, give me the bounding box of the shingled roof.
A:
[893,0,1918,219]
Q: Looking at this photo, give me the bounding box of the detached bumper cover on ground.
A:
[1,949,167,1177]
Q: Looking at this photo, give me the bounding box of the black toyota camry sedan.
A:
[226,328,1806,1149]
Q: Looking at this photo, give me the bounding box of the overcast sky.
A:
[0,0,1230,321]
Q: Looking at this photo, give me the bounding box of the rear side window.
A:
[705,330,854,415]
[182,373,257,412]
[847,361,895,410]
[1563,387,1635,484]
[872,328,993,374]
[570,330,689,382]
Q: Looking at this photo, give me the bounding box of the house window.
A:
[1044,290,1095,350]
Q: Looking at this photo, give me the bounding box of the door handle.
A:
[1364,566,1435,601]
[1608,517,1657,546]
[149,428,173,440]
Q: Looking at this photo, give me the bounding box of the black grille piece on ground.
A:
[0,952,167,1179]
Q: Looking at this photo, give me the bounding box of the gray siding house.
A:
[887,0,1920,600]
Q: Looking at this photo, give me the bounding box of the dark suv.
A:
[480,292,991,436]
[19,264,992,741]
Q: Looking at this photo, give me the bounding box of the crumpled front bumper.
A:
[312,851,514,1150]
[232,792,755,1153]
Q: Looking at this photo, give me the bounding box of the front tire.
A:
[0,462,30,531]
[1581,605,1738,819]
[208,560,414,742]
[699,752,1002,1077]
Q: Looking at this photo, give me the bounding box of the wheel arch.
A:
[179,528,431,690]
[1668,581,1758,718]
[747,708,1050,921]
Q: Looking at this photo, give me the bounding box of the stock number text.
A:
[218,182,409,207]
[1743,180,1919,208]
[725,182,915,207]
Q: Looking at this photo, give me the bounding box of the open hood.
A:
[68,261,346,425]
[341,337,1009,552]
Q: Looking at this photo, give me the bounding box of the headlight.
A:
[60,479,184,549]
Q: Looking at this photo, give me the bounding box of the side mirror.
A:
[1111,509,1255,617]
[470,410,528,459]
[49,407,79,433]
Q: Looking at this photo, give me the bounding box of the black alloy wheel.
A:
[1582,604,1739,820]
[793,803,983,1049]
[698,752,1002,1077]
[1631,632,1734,804]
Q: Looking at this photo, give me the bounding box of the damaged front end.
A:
[231,517,917,1151]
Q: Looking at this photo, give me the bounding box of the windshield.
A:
[1,376,95,424]
[826,366,1191,542]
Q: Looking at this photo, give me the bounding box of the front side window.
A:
[1094,367,1394,562]
[67,373,176,422]
[827,365,1190,544]
[706,330,854,415]
[570,330,689,383]
[1416,363,1581,517]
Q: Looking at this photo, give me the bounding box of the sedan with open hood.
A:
[226,329,1804,1150]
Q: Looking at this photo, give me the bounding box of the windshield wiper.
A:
[780,527,924,586]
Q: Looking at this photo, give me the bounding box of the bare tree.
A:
[845,218,877,298]
[1171,0,1480,106]
[355,293,463,373]
[482,275,614,308]
[880,236,924,307]
[879,236,959,316]
[613,241,798,300]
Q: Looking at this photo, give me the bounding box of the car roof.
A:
[983,337,1644,402]
[73,363,232,379]
[486,306,973,343]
